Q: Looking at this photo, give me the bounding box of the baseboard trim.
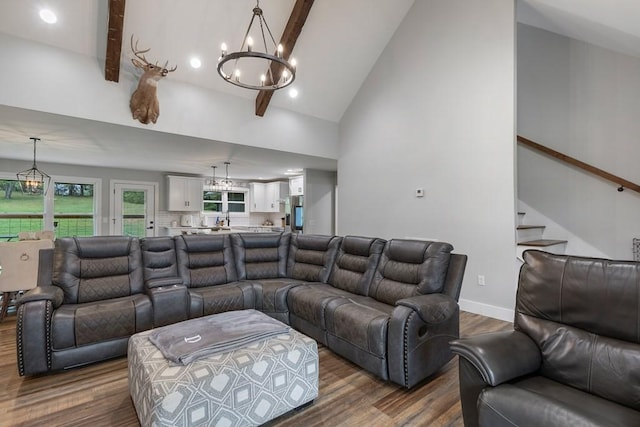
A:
[459,299,514,322]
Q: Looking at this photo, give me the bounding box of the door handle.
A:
[146,226,154,230]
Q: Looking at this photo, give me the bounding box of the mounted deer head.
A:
[129,35,176,125]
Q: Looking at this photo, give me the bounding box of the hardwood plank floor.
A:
[0,311,510,427]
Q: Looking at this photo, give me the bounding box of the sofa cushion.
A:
[51,294,152,349]
[478,376,640,427]
[326,296,393,358]
[176,235,238,287]
[231,232,290,280]
[188,282,254,317]
[328,236,385,295]
[140,237,179,284]
[287,234,342,282]
[53,236,144,304]
[517,250,640,411]
[369,240,453,305]
[251,278,304,318]
[287,283,354,329]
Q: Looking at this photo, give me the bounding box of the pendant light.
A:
[220,162,233,192]
[16,137,51,196]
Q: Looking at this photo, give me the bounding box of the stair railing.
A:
[517,135,640,194]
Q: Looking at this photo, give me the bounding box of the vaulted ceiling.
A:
[0,1,638,180]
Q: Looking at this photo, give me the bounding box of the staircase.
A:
[517,211,567,259]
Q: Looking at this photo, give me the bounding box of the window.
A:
[202,190,246,214]
[0,178,44,239]
[203,190,223,212]
[0,173,101,239]
[52,182,96,237]
[227,192,246,212]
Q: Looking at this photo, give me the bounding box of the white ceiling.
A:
[0,0,638,180]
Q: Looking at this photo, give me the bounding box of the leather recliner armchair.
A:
[450,250,640,427]
[16,236,153,375]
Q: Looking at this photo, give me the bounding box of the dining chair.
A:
[0,239,54,321]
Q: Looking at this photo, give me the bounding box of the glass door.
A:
[111,182,157,237]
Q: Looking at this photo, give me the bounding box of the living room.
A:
[1,0,640,426]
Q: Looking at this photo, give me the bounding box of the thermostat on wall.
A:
[416,188,424,198]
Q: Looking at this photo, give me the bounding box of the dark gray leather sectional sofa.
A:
[16,232,466,389]
[450,250,640,426]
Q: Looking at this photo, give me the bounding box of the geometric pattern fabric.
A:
[128,315,318,426]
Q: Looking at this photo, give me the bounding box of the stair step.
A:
[516,225,545,230]
[518,239,568,247]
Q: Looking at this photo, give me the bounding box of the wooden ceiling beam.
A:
[105,0,126,82]
[255,0,314,117]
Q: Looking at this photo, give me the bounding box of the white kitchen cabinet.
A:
[250,181,288,212]
[250,182,266,212]
[289,175,304,196]
[166,175,203,211]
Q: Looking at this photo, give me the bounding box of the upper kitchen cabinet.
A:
[166,175,203,211]
[250,181,288,212]
[289,175,304,196]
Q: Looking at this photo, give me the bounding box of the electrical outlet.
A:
[477,275,486,286]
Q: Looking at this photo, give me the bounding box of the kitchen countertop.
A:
[161,226,235,236]
[161,225,284,236]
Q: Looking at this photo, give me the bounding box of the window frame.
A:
[202,187,249,219]
[0,172,102,235]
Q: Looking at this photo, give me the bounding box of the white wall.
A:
[303,169,336,235]
[339,0,518,313]
[0,32,339,160]
[518,24,640,259]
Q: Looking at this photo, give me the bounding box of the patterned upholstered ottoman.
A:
[128,317,318,427]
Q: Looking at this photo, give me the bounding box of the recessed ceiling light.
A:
[289,88,299,99]
[39,9,57,24]
[190,57,202,69]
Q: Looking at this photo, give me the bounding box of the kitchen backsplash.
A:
[157,211,286,228]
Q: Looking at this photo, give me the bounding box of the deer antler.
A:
[130,35,152,66]
[130,35,176,73]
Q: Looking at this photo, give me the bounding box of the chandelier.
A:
[217,0,296,90]
[16,137,51,196]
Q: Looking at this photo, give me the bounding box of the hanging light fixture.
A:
[220,161,234,191]
[16,137,51,196]
[208,165,219,190]
[217,0,296,90]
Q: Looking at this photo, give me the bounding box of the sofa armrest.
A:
[16,285,64,309]
[146,284,190,327]
[388,293,460,388]
[396,293,458,324]
[145,277,183,289]
[450,330,541,386]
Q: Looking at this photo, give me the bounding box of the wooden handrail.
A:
[517,135,640,194]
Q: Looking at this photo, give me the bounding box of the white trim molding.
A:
[459,298,514,323]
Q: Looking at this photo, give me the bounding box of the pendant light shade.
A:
[220,161,233,191]
[16,137,51,196]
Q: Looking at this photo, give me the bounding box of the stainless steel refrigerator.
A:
[287,195,303,233]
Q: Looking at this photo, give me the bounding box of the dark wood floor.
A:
[0,311,510,427]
